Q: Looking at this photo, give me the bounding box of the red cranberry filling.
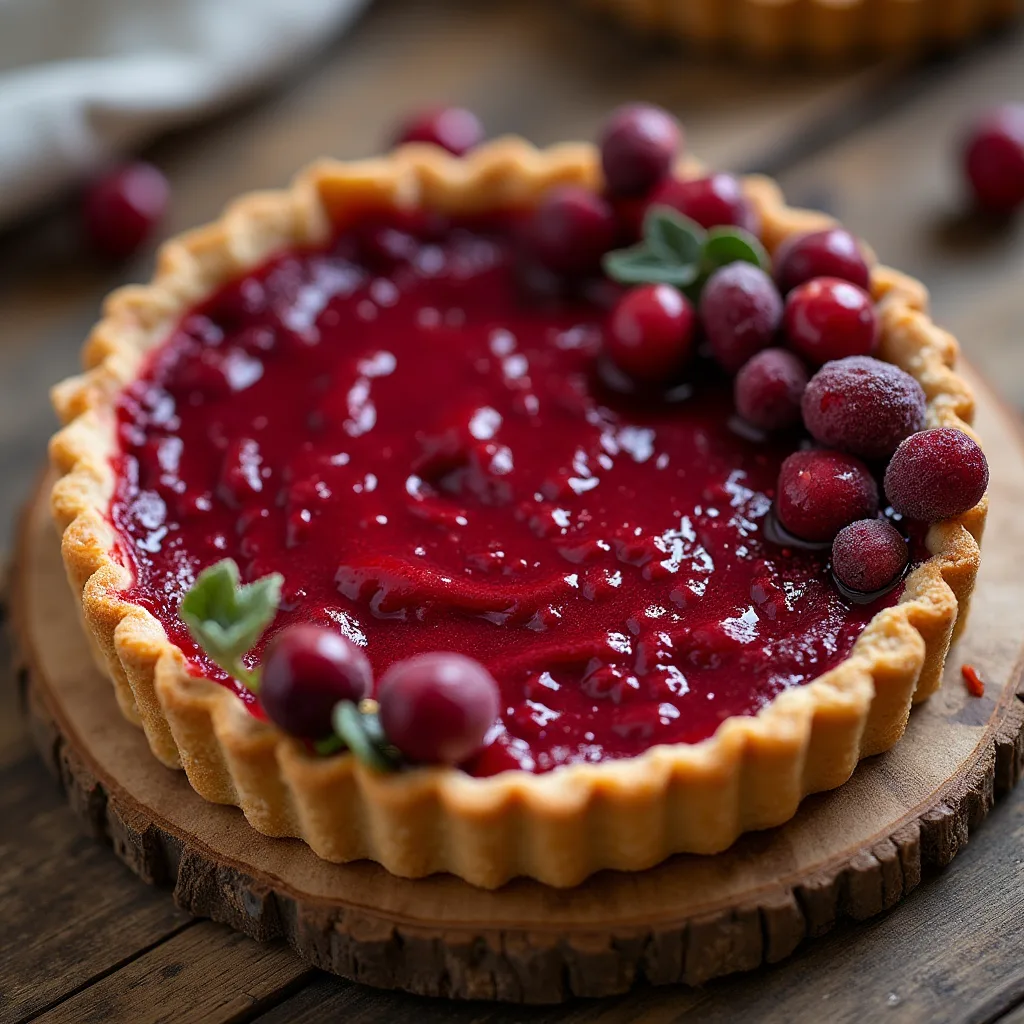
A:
[111,209,903,776]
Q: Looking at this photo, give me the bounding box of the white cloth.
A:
[0,0,369,226]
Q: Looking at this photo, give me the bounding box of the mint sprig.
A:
[180,559,282,691]
[179,558,399,772]
[603,205,769,298]
[332,701,402,772]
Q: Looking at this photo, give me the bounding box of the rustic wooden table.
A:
[2,2,1024,1021]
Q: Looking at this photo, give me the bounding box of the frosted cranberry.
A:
[734,348,808,431]
[774,229,870,293]
[832,519,908,596]
[784,277,877,365]
[884,428,989,521]
[260,625,372,740]
[963,104,1024,213]
[599,103,683,197]
[527,186,617,276]
[776,449,879,543]
[802,356,926,459]
[606,284,695,384]
[82,162,169,260]
[377,653,500,765]
[395,106,484,156]
[700,263,783,373]
[646,173,757,233]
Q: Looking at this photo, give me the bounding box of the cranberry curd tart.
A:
[50,106,987,888]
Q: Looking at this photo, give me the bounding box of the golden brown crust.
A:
[580,0,1021,61]
[49,140,984,888]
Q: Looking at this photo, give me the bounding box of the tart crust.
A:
[50,140,985,889]
[581,0,1021,61]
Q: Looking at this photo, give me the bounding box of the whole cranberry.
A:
[82,161,169,260]
[832,519,909,596]
[606,284,695,384]
[526,186,617,276]
[774,228,871,293]
[700,262,783,373]
[963,104,1024,213]
[734,348,808,431]
[884,428,989,522]
[395,106,484,156]
[784,277,878,365]
[260,625,373,740]
[646,173,758,233]
[377,653,500,765]
[600,103,683,197]
[802,356,926,459]
[776,449,879,543]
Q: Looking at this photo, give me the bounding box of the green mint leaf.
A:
[643,205,706,266]
[180,558,282,689]
[702,226,770,276]
[313,734,347,757]
[332,701,401,772]
[603,245,701,287]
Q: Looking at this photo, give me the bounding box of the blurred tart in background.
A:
[580,0,1022,62]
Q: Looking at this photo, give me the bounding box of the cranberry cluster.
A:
[514,102,989,600]
[260,624,499,766]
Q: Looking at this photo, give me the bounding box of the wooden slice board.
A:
[12,367,1024,1005]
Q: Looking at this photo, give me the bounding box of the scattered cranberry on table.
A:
[734,348,808,432]
[963,103,1024,214]
[700,262,783,373]
[802,356,926,459]
[783,276,878,365]
[82,161,169,261]
[599,103,683,198]
[377,653,500,765]
[605,283,695,384]
[774,228,871,293]
[831,519,909,596]
[395,106,485,156]
[884,427,989,521]
[527,185,617,276]
[776,449,879,543]
[260,624,372,740]
[646,173,758,233]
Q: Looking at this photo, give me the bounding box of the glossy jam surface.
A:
[111,211,897,775]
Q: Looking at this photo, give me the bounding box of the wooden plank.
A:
[772,25,1024,407]
[1000,1000,1024,1023]
[30,923,312,1024]
[0,751,194,1022]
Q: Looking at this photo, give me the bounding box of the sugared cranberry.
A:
[394,106,484,156]
[776,449,879,543]
[783,277,877,365]
[802,356,926,459]
[884,428,989,521]
[82,161,169,260]
[831,519,908,596]
[599,103,683,198]
[377,653,500,765]
[260,625,373,740]
[526,186,617,276]
[734,348,808,431]
[700,263,783,373]
[646,173,757,233]
[774,229,871,293]
[606,284,695,384]
[963,104,1024,213]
